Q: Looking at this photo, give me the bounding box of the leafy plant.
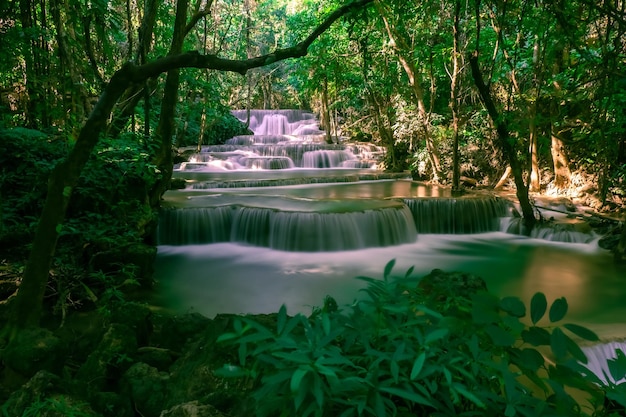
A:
[216,260,611,417]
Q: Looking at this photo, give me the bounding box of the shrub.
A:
[216,260,625,417]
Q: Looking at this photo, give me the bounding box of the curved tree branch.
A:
[8,0,374,332]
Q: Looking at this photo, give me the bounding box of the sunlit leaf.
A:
[549,297,568,323]
[530,292,547,325]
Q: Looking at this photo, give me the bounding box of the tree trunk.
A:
[376,2,442,180]
[550,132,571,189]
[528,112,541,192]
[150,0,188,207]
[321,76,333,143]
[450,0,462,194]
[469,52,536,231]
[6,0,375,333]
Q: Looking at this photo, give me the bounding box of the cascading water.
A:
[156,109,626,376]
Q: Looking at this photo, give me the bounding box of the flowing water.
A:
[154,109,626,381]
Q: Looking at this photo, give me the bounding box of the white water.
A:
[155,110,626,374]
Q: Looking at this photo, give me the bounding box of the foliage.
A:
[0,128,68,242]
[216,260,624,417]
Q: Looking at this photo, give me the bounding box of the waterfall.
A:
[157,206,234,245]
[158,204,417,251]
[582,340,626,385]
[404,196,513,233]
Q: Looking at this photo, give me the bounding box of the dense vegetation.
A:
[0,0,625,415]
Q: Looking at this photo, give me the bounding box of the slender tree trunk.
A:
[470,52,535,231]
[376,2,442,180]
[450,0,462,193]
[150,0,188,207]
[6,0,374,334]
[528,112,540,192]
[321,76,332,143]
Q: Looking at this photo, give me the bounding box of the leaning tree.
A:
[6,0,374,335]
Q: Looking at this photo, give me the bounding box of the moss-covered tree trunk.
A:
[5,0,375,335]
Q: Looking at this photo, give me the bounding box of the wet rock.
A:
[75,323,138,393]
[160,401,226,417]
[121,362,169,417]
[1,370,60,415]
[152,312,212,352]
[2,328,66,378]
[137,346,179,371]
[110,301,153,346]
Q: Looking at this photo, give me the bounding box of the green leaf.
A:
[522,326,551,346]
[486,324,516,346]
[550,327,567,359]
[517,348,545,371]
[290,368,308,393]
[322,312,331,336]
[277,304,287,334]
[608,349,626,383]
[62,186,72,198]
[410,352,426,380]
[425,328,448,344]
[563,323,599,342]
[549,297,568,323]
[500,296,526,318]
[452,383,486,408]
[405,265,414,278]
[565,333,588,364]
[383,259,396,280]
[530,292,547,325]
[379,386,434,407]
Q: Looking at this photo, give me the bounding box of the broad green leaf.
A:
[550,327,567,359]
[410,352,426,380]
[452,383,486,408]
[522,326,551,346]
[405,265,414,278]
[379,386,435,407]
[390,360,400,383]
[608,349,626,383]
[565,333,588,364]
[322,312,331,336]
[530,292,547,325]
[290,368,308,393]
[500,296,526,318]
[549,297,568,323]
[277,304,287,334]
[425,328,448,344]
[563,323,599,341]
[383,259,396,280]
[505,404,516,417]
[517,348,545,371]
[486,324,516,346]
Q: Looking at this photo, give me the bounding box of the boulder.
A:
[2,328,66,378]
[160,401,226,417]
[75,323,138,393]
[121,362,169,417]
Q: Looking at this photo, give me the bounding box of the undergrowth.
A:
[216,260,626,417]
